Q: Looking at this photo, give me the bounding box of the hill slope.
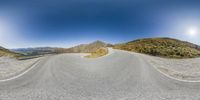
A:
[113,37,200,58]
[0,46,20,57]
[56,40,110,53]
[85,47,108,58]
[12,47,59,56]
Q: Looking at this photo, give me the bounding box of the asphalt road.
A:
[0,49,200,100]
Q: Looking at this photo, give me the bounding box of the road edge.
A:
[114,48,200,83]
[0,58,41,82]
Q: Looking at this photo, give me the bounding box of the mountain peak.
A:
[62,40,111,53]
[89,40,107,46]
[92,40,105,43]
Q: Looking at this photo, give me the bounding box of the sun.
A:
[187,27,198,36]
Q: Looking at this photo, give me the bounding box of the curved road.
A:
[0,49,200,100]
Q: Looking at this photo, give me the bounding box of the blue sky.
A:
[0,0,200,48]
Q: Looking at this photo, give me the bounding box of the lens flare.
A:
[187,27,197,36]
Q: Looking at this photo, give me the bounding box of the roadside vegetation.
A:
[113,37,200,58]
[0,47,43,60]
[85,47,108,58]
[0,47,22,58]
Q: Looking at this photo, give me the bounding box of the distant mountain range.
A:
[1,38,200,58]
[11,40,112,56]
[11,47,61,56]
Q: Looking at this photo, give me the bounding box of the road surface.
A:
[0,49,200,100]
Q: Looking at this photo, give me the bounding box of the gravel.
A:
[0,57,40,80]
[141,54,200,81]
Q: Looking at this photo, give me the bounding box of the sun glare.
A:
[187,27,198,36]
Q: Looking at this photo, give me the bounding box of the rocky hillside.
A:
[114,37,200,58]
[55,41,110,53]
[0,46,20,57]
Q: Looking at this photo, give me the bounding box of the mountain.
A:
[113,37,200,58]
[12,47,60,56]
[56,40,111,53]
[11,41,111,55]
[0,46,20,57]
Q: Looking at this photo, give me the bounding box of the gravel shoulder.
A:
[138,53,200,81]
[0,57,40,80]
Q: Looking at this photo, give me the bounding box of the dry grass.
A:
[65,41,108,53]
[0,47,22,58]
[85,47,108,58]
[0,51,18,57]
[114,37,200,58]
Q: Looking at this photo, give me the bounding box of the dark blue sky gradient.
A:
[0,0,200,48]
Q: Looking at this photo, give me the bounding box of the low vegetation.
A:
[85,47,108,58]
[113,37,200,58]
[0,46,22,57]
[0,46,41,60]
